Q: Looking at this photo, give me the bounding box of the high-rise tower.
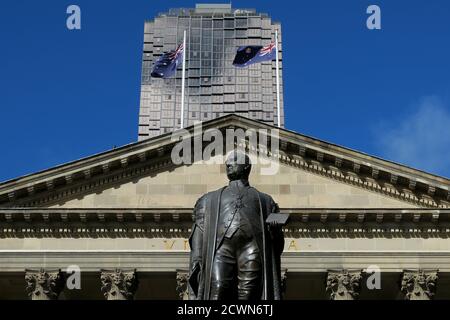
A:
[138,3,284,140]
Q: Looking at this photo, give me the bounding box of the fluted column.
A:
[100,269,138,300]
[25,269,64,300]
[326,269,363,300]
[401,269,438,300]
[176,269,189,300]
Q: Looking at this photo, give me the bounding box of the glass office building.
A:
[138,4,284,140]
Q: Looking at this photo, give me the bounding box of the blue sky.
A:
[0,0,449,182]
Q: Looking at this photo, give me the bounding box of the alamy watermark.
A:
[66,265,81,290]
[66,5,81,30]
[367,5,381,30]
[365,265,382,290]
[170,122,280,175]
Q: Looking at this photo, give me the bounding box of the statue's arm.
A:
[269,197,285,256]
[190,195,206,265]
[188,195,206,298]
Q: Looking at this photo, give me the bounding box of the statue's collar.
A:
[228,179,250,189]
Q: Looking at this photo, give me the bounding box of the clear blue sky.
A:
[1,0,449,182]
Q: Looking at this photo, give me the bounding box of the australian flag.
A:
[232,42,276,68]
[151,43,184,78]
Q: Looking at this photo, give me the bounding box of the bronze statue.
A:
[188,151,287,300]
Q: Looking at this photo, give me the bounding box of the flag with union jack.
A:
[232,42,276,68]
[151,43,184,78]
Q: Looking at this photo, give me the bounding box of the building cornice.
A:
[0,115,448,208]
[1,250,450,273]
[0,208,449,238]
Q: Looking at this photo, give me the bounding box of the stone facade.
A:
[0,115,449,299]
[51,159,417,209]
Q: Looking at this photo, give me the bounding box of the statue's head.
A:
[225,151,251,181]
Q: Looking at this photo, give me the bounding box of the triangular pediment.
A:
[0,115,448,209]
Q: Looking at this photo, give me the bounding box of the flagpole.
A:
[275,29,281,128]
[180,30,186,129]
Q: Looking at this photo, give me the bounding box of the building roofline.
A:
[2,114,448,186]
[0,114,448,207]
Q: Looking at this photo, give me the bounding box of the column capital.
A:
[401,269,438,300]
[326,269,363,300]
[25,268,64,300]
[100,269,138,300]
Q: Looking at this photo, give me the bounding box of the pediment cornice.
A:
[0,115,448,208]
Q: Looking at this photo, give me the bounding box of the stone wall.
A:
[51,158,417,209]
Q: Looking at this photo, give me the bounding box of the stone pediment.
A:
[0,115,448,208]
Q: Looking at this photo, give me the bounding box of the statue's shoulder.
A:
[194,193,208,212]
[192,192,212,228]
[194,188,223,210]
[251,187,279,211]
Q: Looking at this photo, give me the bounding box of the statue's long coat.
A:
[188,186,285,300]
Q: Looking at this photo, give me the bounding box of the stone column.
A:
[100,269,138,300]
[326,269,363,300]
[401,269,438,300]
[25,269,64,300]
[176,269,189,300]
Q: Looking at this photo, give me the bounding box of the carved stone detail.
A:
[100,269,138,300]
[326,269,362,300]
[401,269,438,300]
[25,269,64,300]
[176,270,189,300]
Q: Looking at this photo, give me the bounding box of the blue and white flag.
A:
[151,43,184,78]
[232,42,276,68]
